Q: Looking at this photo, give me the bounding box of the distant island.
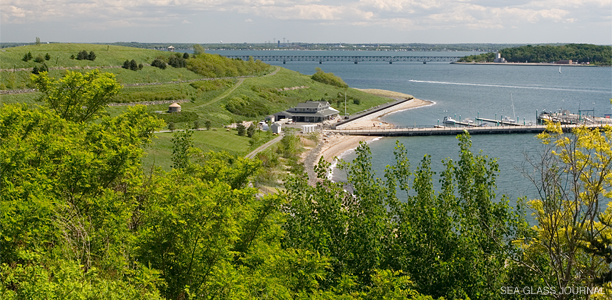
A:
[457,44,611,66]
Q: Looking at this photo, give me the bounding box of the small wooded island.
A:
[457,43,611,66]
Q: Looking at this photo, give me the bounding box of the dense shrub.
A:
[77,50,88,60]
[237,123,246,136]
[45,53,51,60]
[155,111,199,124]
[151,59,167,69]
[311,67,348,88]
[183,52,190,59]
[22,52,33,62]
[34,55,44,63]
[225,95,270,117]
[168,56,186,68]
[32,63,48,74]
[187,53,269,77]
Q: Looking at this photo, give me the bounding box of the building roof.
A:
[169,103,181,107]
[295,101,329,109]
[275,108,339,118]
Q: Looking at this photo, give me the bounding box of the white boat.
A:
[443,116,457,124]
[559,66,562,74]
[502,116,516,123]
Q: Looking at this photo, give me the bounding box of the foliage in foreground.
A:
[2,70,611,299]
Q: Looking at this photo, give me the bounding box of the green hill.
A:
[458,44,612,65]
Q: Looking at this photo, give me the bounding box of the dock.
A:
[476,117,522,126]
[327,124,608,137]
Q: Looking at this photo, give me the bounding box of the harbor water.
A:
[213,50,612,203]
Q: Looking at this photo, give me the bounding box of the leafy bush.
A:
[22,52,33,62]
[151,59,167,69]
[32,63,48,74]
[45,53,51,60]
[77,50,88,60]
[237,123,246,136]
[34,55,44,63]
[187,53,269,77]
[168,56,186,68]
[311,67,348,88]
[225,95,270,117]
[155,111,199,124]
[353,99,361,105]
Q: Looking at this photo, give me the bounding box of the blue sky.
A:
[1,0,611,44]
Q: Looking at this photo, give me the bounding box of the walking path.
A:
[193,66,281,109]
[245,133,284,159]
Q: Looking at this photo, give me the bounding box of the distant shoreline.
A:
[452,62,601,67]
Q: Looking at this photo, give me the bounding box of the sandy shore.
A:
[315,89,433,165]
[337,89,434,130]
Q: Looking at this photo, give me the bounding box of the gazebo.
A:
[168,103,181,113]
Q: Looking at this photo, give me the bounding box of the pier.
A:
[223,55,462,64]
[328,124,608,137]
[476,117,522,126]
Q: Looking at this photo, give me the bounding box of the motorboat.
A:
[443,116,457,125]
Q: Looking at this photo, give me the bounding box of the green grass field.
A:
[1,43,396,167]
[143,129,275,171]
[0,43,182,69]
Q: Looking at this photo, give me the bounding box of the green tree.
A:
[168,121,175,131]
[35,37,41,45]
[130,59,138,71]
[34,55,44,63]
[77,50,88,60]
[31,70,122,122]
[183,52,190,59]
[511,123,612,298]
[237,123,246,136]
[122,60,130,69]
[22,52,32,61]
[88,51,96,61]
[247,123,256,138]
[205,120,211,130]
[44,53,51,60]
[171,129,194,169]
[193,44,205,56]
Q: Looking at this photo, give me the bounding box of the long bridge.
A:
[328,124,608,137]
[223,55,462,64]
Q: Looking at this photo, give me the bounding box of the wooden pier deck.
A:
[328,124,607,137]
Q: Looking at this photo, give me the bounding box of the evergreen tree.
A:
[34,55,44,63]
[237,123,246,136]
[205,120,211,130]
[247,123,256,138]
[88,51,96,61]
[151,59,167,69]
[44,53,51,61]
[138,63,143,70]
[77,50,88,60]
[183,52,189,59]
[122,60,130,69]
[22,52,33,62]
[129,59,138,71]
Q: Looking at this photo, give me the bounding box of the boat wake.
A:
[408,80,608,94]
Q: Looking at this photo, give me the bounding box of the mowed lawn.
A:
[142,129,274,171]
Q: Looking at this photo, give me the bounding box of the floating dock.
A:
[476,117,521,126]
[328,124,608,137]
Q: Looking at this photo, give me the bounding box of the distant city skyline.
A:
[1,0,610,45]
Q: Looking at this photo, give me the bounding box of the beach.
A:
[315,89,433,166]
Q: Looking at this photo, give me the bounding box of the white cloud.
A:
[0,0,609,41]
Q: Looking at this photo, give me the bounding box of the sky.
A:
[1,0,611,44]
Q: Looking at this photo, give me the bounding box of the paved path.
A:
[245,133,284,159]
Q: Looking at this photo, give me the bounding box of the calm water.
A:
[214,50,612,203]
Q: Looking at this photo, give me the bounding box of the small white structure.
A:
[271,122,282,134]
[493,52,506,63]
[168,45,175,52]
[302,124,317,133]
[168,103,181,113]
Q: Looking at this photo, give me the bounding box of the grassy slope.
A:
[143,129,274,171]
[1,43,394,168]
[0,43,184,69]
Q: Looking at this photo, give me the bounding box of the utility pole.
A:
[344,88,348,119]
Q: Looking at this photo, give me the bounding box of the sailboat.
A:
[559,66,562,74]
